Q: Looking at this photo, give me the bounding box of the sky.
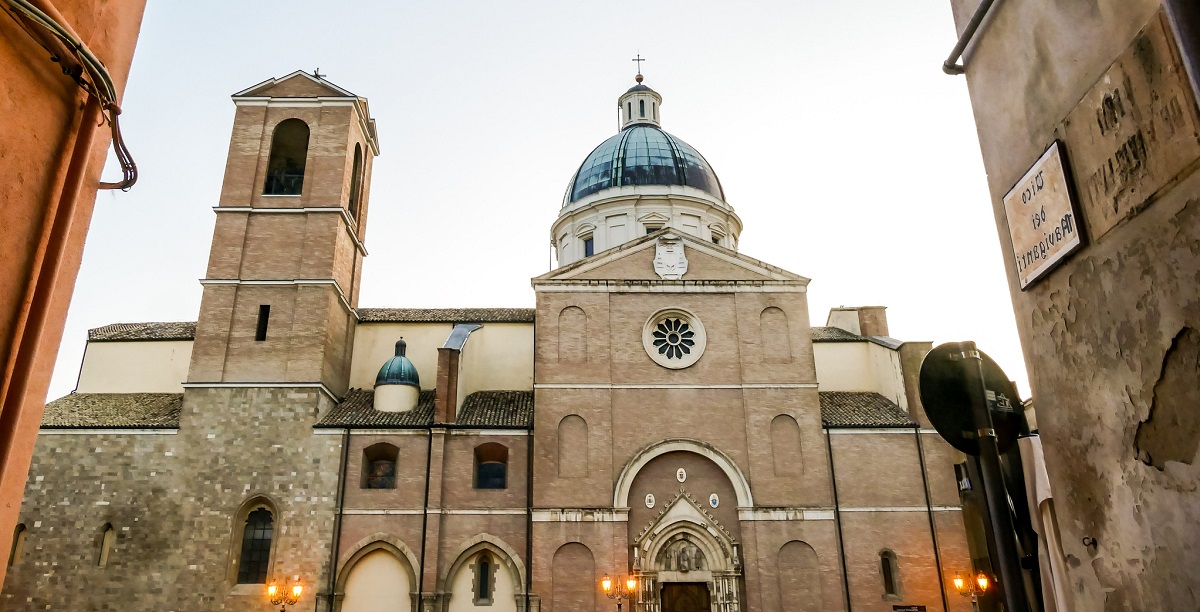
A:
[49,0,1032,400]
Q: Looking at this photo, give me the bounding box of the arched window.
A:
[880,550,900,597]
[639,99,645,118]
[627,102,631,120]
[362,443,399,489]
[8,524,25,567]
[474,443,508,489]
[653,102,657,121]
[474,553,494,603]
[97,523,115,567]
[263,119,309,195]
[237,507,274,583]
[349,143,364,220]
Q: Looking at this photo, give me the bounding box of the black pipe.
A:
[943,0,1000,74]
[914,426,950,612]
[824,429,852,611]
[417,427,434,611]
[524,428,534,611]
[321,428,351,612]
[960,341,1028,611]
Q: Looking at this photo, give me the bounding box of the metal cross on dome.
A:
[632,54,645,73]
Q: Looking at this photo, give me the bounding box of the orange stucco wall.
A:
[0,0,146,585]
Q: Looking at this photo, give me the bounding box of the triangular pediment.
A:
[233,70,358,99]
[533,229,809,286]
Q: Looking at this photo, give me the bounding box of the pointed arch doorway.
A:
[631,490,742,612]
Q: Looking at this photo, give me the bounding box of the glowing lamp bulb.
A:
[601,575,613,594]
[267,582,279,598]
[626,577,637,593]
[292,583,303,599]
[952,574,966,594]
[976,572,990,592]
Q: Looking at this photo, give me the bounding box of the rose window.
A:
[652,318,695,359]
[642,308,706,369]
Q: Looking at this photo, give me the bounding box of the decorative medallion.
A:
[653,236,688,280]
[709,493,720,508]
[645,493,656,509]
[642,308,707,369]
[676,468,687,483]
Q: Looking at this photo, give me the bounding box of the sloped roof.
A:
[810,326,866,342]
[316,389,533,429]
[457,391,534,427]
[89,322,196,342]
[358,308,534,323]
[818,391,914,428]
[232,70,358,98]
[41,393,183,428]
[317,389,436,428]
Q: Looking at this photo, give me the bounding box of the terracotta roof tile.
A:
[810,326,867,342]
[41,393,183,428]
[457,391,533,427]
[316,389,532,429]
[819,391,915,428]
[88,322,196,341]
[317,389,435,428]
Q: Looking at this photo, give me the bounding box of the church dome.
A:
[375,339,419,388]
[564,124,725,205]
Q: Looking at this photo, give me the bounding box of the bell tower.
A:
[187,70,380,397]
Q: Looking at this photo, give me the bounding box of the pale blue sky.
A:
[54,1,1029,398]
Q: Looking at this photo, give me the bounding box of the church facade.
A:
[1,71,972,612]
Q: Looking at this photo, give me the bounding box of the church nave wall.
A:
[1,432,185,611]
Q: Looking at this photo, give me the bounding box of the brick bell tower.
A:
[187,71,379,397]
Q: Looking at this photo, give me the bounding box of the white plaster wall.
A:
[813,341,906,408]
[341,549,410,612]
[552,188,742,266]
[867,342,908,410]
[447,557,517,612]
[460,324,535,396]
[349,323,453,390]
[75,340,193,393]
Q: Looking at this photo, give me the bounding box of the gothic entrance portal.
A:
[631,490,741,612]
[661,583,711,612]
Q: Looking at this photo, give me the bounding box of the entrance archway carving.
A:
[631,489,741,612]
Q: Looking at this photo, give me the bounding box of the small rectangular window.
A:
[645,225,661,235]
[584,237,594,257]
[711,236,721,245]
[639,99,645,118]
[255,305,270,341]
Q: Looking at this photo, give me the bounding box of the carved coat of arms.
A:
[653,237,688,280]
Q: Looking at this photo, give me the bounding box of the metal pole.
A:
[958,341,1027,612]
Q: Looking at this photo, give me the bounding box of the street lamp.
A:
[266,579,303,612]
[600,573,638,612]
[952,572,990,610]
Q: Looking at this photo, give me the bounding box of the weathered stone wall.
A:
[1,430,183,610]
[1,387,344,612]
[948,0,1200,608]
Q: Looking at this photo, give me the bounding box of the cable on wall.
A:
[3,0,137,190]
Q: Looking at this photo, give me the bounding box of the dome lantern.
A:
[618,74,663,129]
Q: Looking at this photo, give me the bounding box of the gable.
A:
[234,71,357,99]
[534,231,808,286]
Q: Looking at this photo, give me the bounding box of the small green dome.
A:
[375,339,419,388]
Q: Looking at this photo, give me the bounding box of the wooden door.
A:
[661,583,710,612]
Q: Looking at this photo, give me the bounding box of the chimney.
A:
[434,347,461,423]
[826,306,889,337]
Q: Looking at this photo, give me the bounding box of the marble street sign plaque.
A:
[1003,141,1083,289]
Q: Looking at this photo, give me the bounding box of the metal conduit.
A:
[943,0,1000,75]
